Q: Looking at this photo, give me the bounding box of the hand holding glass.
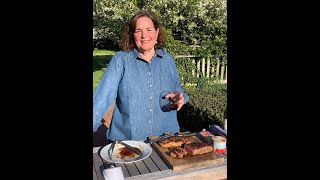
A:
[159,90,183,112]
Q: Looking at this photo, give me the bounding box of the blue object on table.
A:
[209,124,227,138]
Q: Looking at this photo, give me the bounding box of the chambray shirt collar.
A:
[131,48,164,60]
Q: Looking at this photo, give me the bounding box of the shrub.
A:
[178,84,227,132]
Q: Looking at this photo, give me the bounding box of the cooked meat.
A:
[171,147,188,158]
[170,152,177,158]
[184,143,213,156]
[175,147,188,155]
[174,151,184,158]
[158,136,192,148]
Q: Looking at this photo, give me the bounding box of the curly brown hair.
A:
[119,10,165,50]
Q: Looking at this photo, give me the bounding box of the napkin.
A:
[103,166,124,180]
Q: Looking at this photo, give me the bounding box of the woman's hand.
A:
[165,92,184,111]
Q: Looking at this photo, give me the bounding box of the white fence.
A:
[175,55,227,84]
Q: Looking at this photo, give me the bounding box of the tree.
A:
[143,0,227,60]
[93,0,139,47]
[93,0,227,61]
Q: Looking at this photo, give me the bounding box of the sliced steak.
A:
[158,136,192,148]
[175,147,188,155]
[173,150,184,158]
[170,152,177,158]
[169,148,185,158]
[184,143,213,156]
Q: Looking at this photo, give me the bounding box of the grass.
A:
[93,49,117,56]
[93,49,116,92]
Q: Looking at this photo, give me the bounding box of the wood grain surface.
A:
[149,136,225,171]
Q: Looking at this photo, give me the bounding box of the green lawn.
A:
[93,49,116,92]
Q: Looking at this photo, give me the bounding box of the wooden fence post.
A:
[202,58,205,77]
[206,57,210,78]
[220,60,225,80]
[225,65,227,80]
[192,58,195,77]
[197,59,200,78]
[211,59,215,78]
[216,59,220,79]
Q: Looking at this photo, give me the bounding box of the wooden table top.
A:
[93,142,227,180]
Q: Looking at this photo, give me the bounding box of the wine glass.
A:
[159,90,181,112]
[159,90,171,112]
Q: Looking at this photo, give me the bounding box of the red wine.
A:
[167,103,178,110]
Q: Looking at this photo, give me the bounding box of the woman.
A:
[93,10,189,142]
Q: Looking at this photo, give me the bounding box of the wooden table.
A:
[93,143,227,180]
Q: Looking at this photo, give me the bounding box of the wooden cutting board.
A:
[148,135,225,171]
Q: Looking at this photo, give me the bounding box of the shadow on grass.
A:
[93,55,114,72]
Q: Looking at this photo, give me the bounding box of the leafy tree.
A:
[93,0,139,47]
[142,0,226,64]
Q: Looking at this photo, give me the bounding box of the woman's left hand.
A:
[165,92,184,111]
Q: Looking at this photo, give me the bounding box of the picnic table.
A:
[93,139,227,180]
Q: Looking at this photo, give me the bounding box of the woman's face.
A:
[134,16,159,53]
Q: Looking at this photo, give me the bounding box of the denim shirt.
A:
[93,48,189,141]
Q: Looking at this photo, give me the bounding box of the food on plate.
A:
[117,146,141,160]
[158,136,192,148]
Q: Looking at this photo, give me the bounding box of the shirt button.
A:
[148,72,151,75]
[149,96,152,99]
[149,121,151,123]
[150,85,152,87]
[149,109,152,112]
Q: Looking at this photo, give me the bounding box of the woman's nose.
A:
[141,31,145,38]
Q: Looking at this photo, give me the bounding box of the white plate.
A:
[100,140,152,163]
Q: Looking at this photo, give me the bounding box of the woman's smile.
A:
[134,16,159,54]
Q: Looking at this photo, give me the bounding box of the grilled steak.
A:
[170,152,177,158]
[158,136,192,148]
[176,147,188,155]
[184,143,213,156]
[169,147,188,158]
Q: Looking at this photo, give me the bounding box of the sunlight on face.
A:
[134,16,159,53]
